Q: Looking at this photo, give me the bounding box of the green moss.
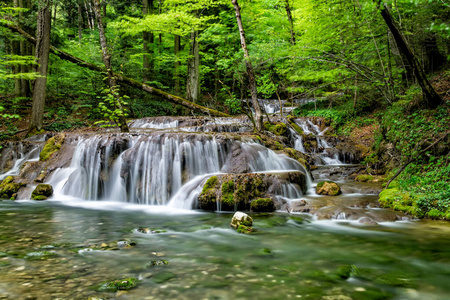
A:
[31,184,53,200]
[316,181,341,196]
[236,224,252,234]
[96,277,139,292]
[0,176,24,199]
[250,198,275,212]
[375,272,417,287]
[427,209,445,219]
[355,175,374,182]
[221,180,235,206]
[202,176,218,193]
[40,134,65,161]
[335,265,359,279]
[24,251,57,260]
[264,121,287,136]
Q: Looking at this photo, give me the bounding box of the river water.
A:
[1,116,449,299]
[0,201,449,299]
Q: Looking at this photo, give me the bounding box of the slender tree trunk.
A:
[231,0,263,132]
[19,0,31,97]
[93,0,129,132]
[186,30,199,102]
[77,2,83,42]
[174,34,180,94]
[13,0,22,97]
[29,1,52,134]
[142,0,150,82]
[284,0,295,45]
[377,2,442,108]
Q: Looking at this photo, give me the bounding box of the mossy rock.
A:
[335,265,359,279]
[264,121,287,136]
[316,181,341,196]
[96,277,139,292]
[0,176,24,199]
[250,198,275,212]
[355,175,374,182]
[230,211,253,228]
[40,133,65,161]
[198,176,219,210]
[31,184,53,200]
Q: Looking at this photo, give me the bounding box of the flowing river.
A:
[0,116,449,299]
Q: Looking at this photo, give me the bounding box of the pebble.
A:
[14,266,25,271]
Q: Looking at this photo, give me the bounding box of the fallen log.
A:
[2,22,230,118]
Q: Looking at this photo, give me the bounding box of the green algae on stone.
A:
[31,184,53,200]
[96,277,139,292]
[24,251,57,260]
[146,259,169,267]
[316,181,342,196]
[39,133,65,161]
[355,175,374,182]
[335,265,359,279]
[0,176,24,199]
[235,224,249,234]
[250,198,275,212]
[264,121,288,136]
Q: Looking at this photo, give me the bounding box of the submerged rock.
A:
[95,277,139,292]
[31,184,53,200]
[230,212,253,229]
[316,181,342,196]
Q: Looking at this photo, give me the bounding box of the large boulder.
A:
[0,176,24,200]
[197,171,307,211]
[31,184,53,200]
[316,181,342,196]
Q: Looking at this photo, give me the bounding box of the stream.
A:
[0,115,449,299]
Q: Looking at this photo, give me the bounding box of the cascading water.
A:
[45,130,309,209]
[0,143,42,180]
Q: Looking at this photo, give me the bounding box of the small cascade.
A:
[0,142,42,180]
[292,118,345,165]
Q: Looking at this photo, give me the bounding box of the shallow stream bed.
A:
[0,201,449,300]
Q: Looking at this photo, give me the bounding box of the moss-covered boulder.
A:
[197,172,307,211]
[40,133,65,161]
[95,277,139,292]
[230,211,253,228]
[0,176,24,200]
[316,181,341,196]
[250,198,275,212]
[355,174,374,182]
[31,184,53,200]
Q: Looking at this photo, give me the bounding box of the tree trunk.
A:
[186,30,199,102]
[231,0,263,132]
[174,34,180,94]
[77,1,83,42]
[3,23,230,117]
[19,0,31,97]
[284,0,295,45]
[377,2,442,108]
[93,0,129,132]
[29,2,52,134]
[142,0,151,82]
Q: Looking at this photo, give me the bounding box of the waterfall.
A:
[0,143,42,180]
